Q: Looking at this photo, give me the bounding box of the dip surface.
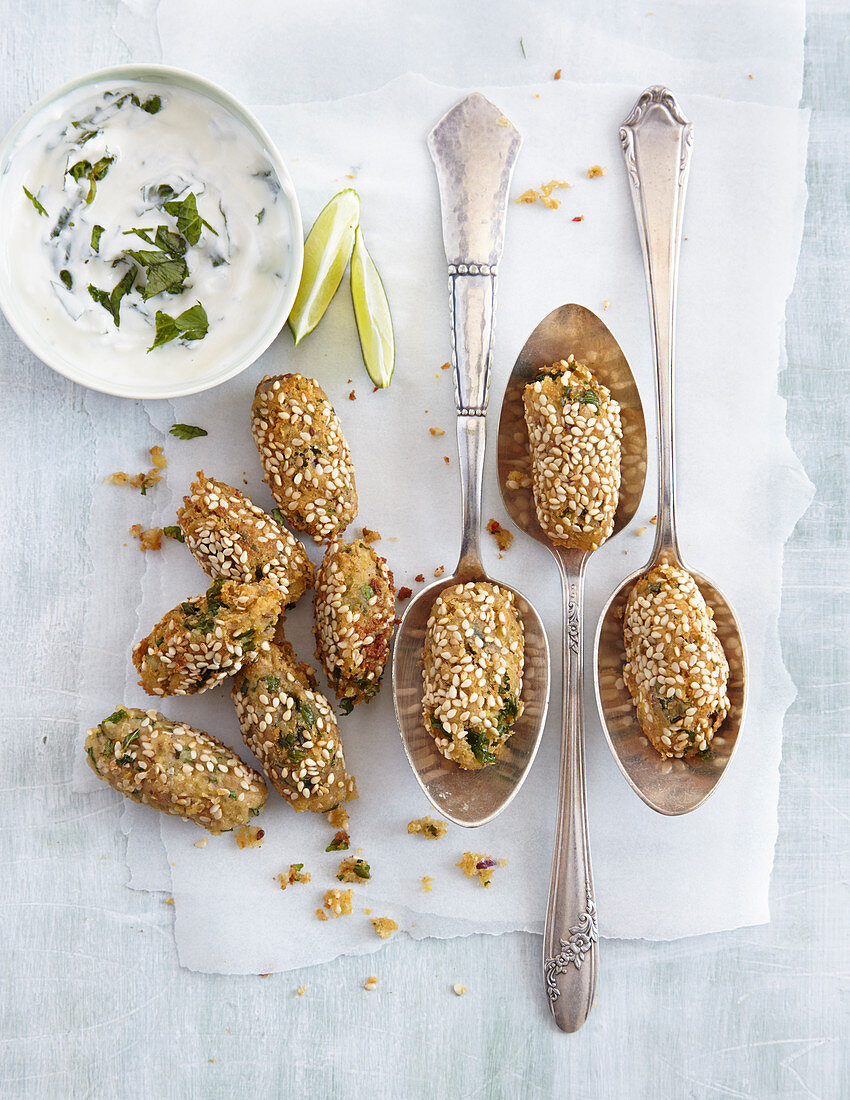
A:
[0,77,295,392]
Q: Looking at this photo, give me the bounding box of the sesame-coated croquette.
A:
[314,537,396,710]
[522,357,622,551]
[251,374,358,543]
[133,579,282,697]
[232,639,357,812]
[85,707,267,833]
[422,582,524,769]
[623,562,730,759]
[178,473,314,605]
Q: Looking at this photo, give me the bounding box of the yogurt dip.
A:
[0,73,299,396]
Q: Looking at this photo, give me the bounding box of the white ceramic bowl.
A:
[0,65,303,399]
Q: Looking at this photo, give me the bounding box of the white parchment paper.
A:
[74,74,811,972]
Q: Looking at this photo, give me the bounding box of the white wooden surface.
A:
[1,2,846,1097]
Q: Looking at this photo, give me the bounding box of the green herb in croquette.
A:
[422,581,524,770]
[84,707,267,833]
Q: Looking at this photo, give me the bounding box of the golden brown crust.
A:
[84,707,267,833]
[132,579,282,697]
[313,537,395,708]
[251,374,357,543]
[623,561,730,759]
[178,472,314,604]
[421,581,524,770]
[232,639,355,812]
[523,357,622,551]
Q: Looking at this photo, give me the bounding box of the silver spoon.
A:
[594,86,747,816]
[391,93,551,828]
[497,304,647,1032]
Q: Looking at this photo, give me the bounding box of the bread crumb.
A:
[370,917,398,939]
[443,456,450,465]
[323,888,353,917]
[650,515,657,524]
[315,909,329,922]
[337,857,371,883]
[516,179,572,209]
[414,573,425,583]
[364,907,372,915]
[326,805,350,830]
[486,518,514,554]
[603,300,610,311]
[349,390,357,401]
[587,165,606,178]
[408,816,448,839]
[234,826,265,849]
[453,983,467,996]
[194,837,208,849]
[553,69,562,80]
[149,445,167,469]
[433,565,445,578]
[429,427,446,436]
[276,864,311,889]
[441,361,451,370]
[129,524,164,551]
[105,465,163,493]
[361,527,381,543]
[456,851,507,888]
[572,215,584,222]
[296,985,307,995]
[635,526,647,536]
[164,897,174,905]
[421,876,434,892]
[363,976,379,991]
[397,586,412,601]
[326,829,350,852]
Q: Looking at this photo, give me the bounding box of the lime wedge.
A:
[288,189,360,345]
[350,227,395,388]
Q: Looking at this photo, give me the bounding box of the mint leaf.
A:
[59,270,73,290]
[90,224,104,252]
[163,525,185,542]
[172,302,208,340]
[162,192,217,246]
[148,304,209,352]
[169,423,208,439]
[154,226,187,257]
[125,249,189,298]
[122,227,156,246]
[148,311,178,350]
[88,268,136,327]
[22,186,47,216]
[141,95,161,114]
[68,155,115,204]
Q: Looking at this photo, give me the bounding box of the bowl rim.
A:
[0,63,303,400]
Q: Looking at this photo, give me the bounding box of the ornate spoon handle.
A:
[620,85,693,560]
[543,549,598,1032]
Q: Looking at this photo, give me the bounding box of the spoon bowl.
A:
[393,569,550,828]
[498,303,647,538]
[594,558,747,816]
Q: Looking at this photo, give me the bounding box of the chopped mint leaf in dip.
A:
[147,302,209,351]
[22,186,47,216]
